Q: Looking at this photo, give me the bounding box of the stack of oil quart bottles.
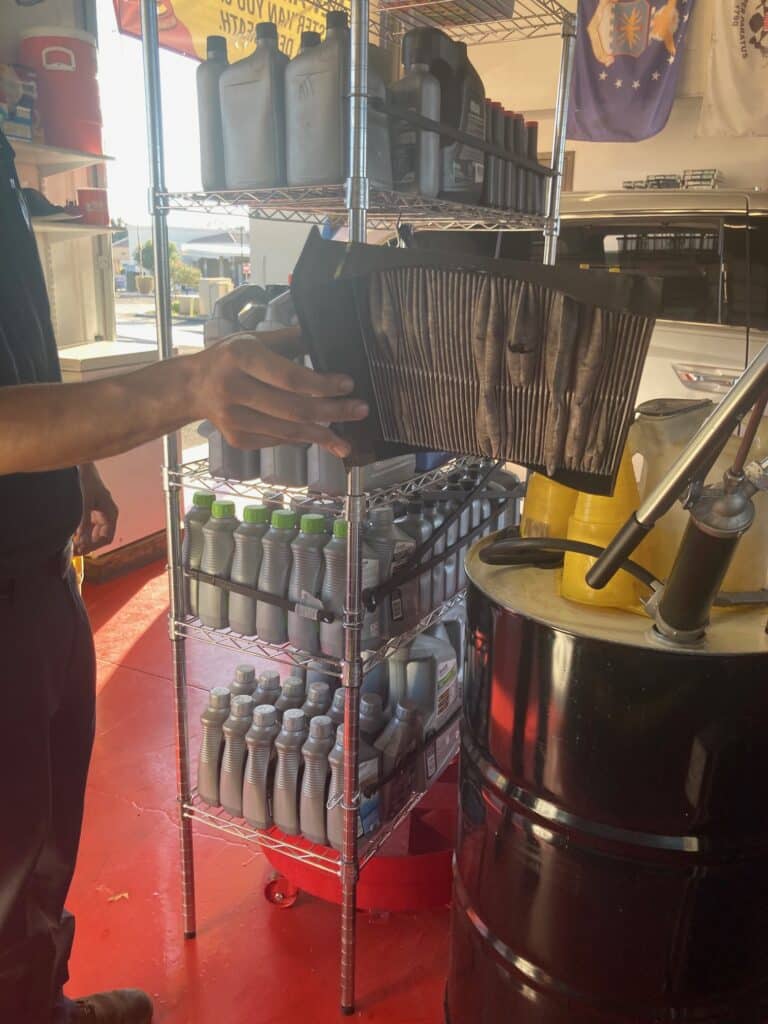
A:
[182,461,514,648]
[197,16,548,214]
[196,641,461,845]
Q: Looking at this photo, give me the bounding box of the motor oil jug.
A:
[253,668,281,706]
[198,500,239,629]
[197,35,227,190]
[256,509,298,644]
[197,686,231,806]
[327,725,382,851]
[521,473,578,539]
[273,707,309,835]
[243,703,280,829]
[219,22,288,189]
[227,504,270,636]
[561,446,644,611]
[389,34,441,197]
[300,715,334,845]
[306,449,416,497]
[359,692,387,744]
[274,676,306,721]
[219,693,256,817]
[396,500,433,618]
[229,664,256,698]
[285,10,391,188]
[288,513,328,654]
[387,633,458,732]
[182,491,214,617]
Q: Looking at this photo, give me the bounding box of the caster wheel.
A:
[265,873,299,908]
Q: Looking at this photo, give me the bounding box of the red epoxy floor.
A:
[66,562,449,1023]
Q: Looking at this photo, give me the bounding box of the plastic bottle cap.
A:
[209,686,231,709]
[307,681,330,703]
[257,669,281,691]
[193,491,215,509]
[243,504,270,525]
[253,705,278,728]
[326,10,348,30]
[282,678,305,698]
[301,513,328,535]
[309,715,333,739]
[206,35,227,59]
[406,501,423,515]
[256,21,278,40]
[395,700,419,722]
[335,723,345,744]
[333,519,349,540]
[271,509,297,530]
[360,693,383,715]
[232,694,255,717]
[211,500,236,519]
[301,30,321,48]
[332,689,345,709]
[368,506,394,526]
[283,708,307,731]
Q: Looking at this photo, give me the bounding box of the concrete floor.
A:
[65,561,451,1023]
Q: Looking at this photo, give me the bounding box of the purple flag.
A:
[567,0,696,142]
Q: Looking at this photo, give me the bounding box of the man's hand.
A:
[74,463,119,555]
[189,326,369,458]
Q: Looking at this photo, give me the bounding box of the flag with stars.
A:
[567,0,697,142]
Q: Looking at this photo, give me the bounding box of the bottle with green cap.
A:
[229,504,271,636]
[320,518,381,657]
[256,509,299,643]
[198,500,239,629]
[288,513,329,654]
[182,491,215,617]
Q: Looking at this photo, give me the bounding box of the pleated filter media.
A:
[292,230,663,494]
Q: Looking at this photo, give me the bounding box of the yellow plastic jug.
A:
[561,447,643,611]
[520,473,578,539]
[72,555,85,592]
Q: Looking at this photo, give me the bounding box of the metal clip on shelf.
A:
[138,0,575,1011]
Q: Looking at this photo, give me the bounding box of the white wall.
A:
[469,0,768,191]
[248,220,314,288]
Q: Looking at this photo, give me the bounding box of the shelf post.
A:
[341,0,369,1014]
[543,10,577,267]
[139,0,197,940]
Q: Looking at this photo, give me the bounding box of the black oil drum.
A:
[446,540,768,1024]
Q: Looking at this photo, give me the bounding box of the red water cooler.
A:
[18,28,103,154]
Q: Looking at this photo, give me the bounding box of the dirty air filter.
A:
[292,229,662,495]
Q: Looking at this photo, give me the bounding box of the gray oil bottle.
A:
[229,663,256,698]
[285,10,391,188]
[219,22,288,189]
[198,500,239,629]
[300,715,334,845]
[243,704,280,829]
[182,491,214,617]
[228,504,271,636]
[255,509,298,644]
[274,676,306,721]
[253,668,281,706]
[374,700,422,819]
[197,686,231,806]
[359,692,387,744]
[396,501,433,618]
[219,693,256,817]
[327,725,382,851]
[328,687,345,727]
[302,680,332,721]
[365,505,419,637]
[320,519,381,657]
[422,499,446,607]
[436,494,459,598]
[389,36,441,197]
[288,513,328,654]
[197,35,228,190]
[273,708,309,835]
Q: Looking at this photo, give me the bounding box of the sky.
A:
[96,0,244,230]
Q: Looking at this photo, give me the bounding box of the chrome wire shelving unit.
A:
[138,0,574,1013]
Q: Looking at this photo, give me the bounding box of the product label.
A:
[392,127,418,186]
[296,590,324,620]
[435,658,459,727]
[425,717,460,782]
[393,539,415,565]
[390,588,404,622]
[453,97,486,190]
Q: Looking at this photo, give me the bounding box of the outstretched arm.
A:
[0,327,367,476]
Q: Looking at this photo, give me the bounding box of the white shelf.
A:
[12,138,112,178]
[32,219,112,243]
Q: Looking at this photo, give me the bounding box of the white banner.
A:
[699,0,768,136]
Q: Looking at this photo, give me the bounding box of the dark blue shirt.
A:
[0,128,82,566]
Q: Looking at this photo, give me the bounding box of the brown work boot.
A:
[69,989,153,1022]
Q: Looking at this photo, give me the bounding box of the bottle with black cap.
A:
[219,21,288,189]
[196,35,228,190]
[525,119,543,215]
[388,31,441,197]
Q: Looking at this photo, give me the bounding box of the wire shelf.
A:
[167,454,483,509]
[156,185,547,232]
[173,590,465,676]
[183,795,342,875]
[378,0,572,44]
